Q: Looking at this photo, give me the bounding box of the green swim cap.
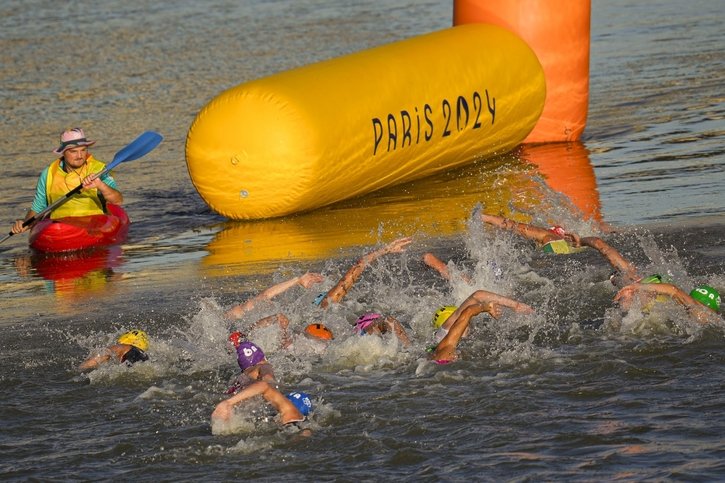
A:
[689,285,721,312]
[639,274,673,284]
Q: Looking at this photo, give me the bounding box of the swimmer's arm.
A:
[260,384,305,424]
[579,237,638,281]
[470,290,534,314]
[249,314,292,348]
[212,381,303,424]
[423,252,473,285]
[225,273,324,319]
[423,252,450,280]
[480,213,556,245]
[321,237,412,307]
[384,316,411,347]
[432,303,496,361]
[616,283,717,324]
[212,380,269,421]
[78,345,126,370]
[79,352,112,370]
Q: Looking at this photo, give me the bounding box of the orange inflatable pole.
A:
[453,0,590,142]
[517,142,601,220]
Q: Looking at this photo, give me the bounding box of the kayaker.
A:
[11,127,123,234]
[79,329,149,370]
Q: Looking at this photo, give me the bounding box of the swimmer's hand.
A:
[614,284,637,305]
[563,232,582,247]
[466,301,502,320]
[384,237,413,254]
[614,283,655,311]
[486,302,503,319]
[614,283,647,310]
[211,400,233,422]
[297,272,324,288]
[512,302,535,314]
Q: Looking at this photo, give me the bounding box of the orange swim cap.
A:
[304,323,334,340]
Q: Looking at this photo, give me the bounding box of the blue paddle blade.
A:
[109,131,163,170]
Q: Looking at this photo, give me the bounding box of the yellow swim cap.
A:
[117,330,149,351]
[433,306,457,329]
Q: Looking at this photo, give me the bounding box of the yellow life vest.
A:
[46,155,107,219]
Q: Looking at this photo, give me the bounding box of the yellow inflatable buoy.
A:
[186,23,545,220]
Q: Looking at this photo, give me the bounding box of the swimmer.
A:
[79,329,149,370]
[428,301,503,364]
[480,212,643,286]
[212,380,313,427]
[431,290,534,345]
[225,272,324,320]
[226,335,277,394]
[352,312,411,347]
[317,237,413,308]
[423,251,534,342]
[615,282,722,325]
[480,212,583,254]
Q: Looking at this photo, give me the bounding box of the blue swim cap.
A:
[286,391,313,416]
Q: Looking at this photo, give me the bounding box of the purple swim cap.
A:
[236,341,266,371]
[354,312,382,334]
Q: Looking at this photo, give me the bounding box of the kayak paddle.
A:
[1,131,163,245]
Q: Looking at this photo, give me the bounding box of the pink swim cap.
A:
[353,312,382,334]
[549,226,566,237]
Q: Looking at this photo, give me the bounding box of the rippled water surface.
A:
[0,0,723,481]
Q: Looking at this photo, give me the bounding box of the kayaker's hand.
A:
[81,174,103,190]
[11,218,30,234]
[81,175,124,204]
